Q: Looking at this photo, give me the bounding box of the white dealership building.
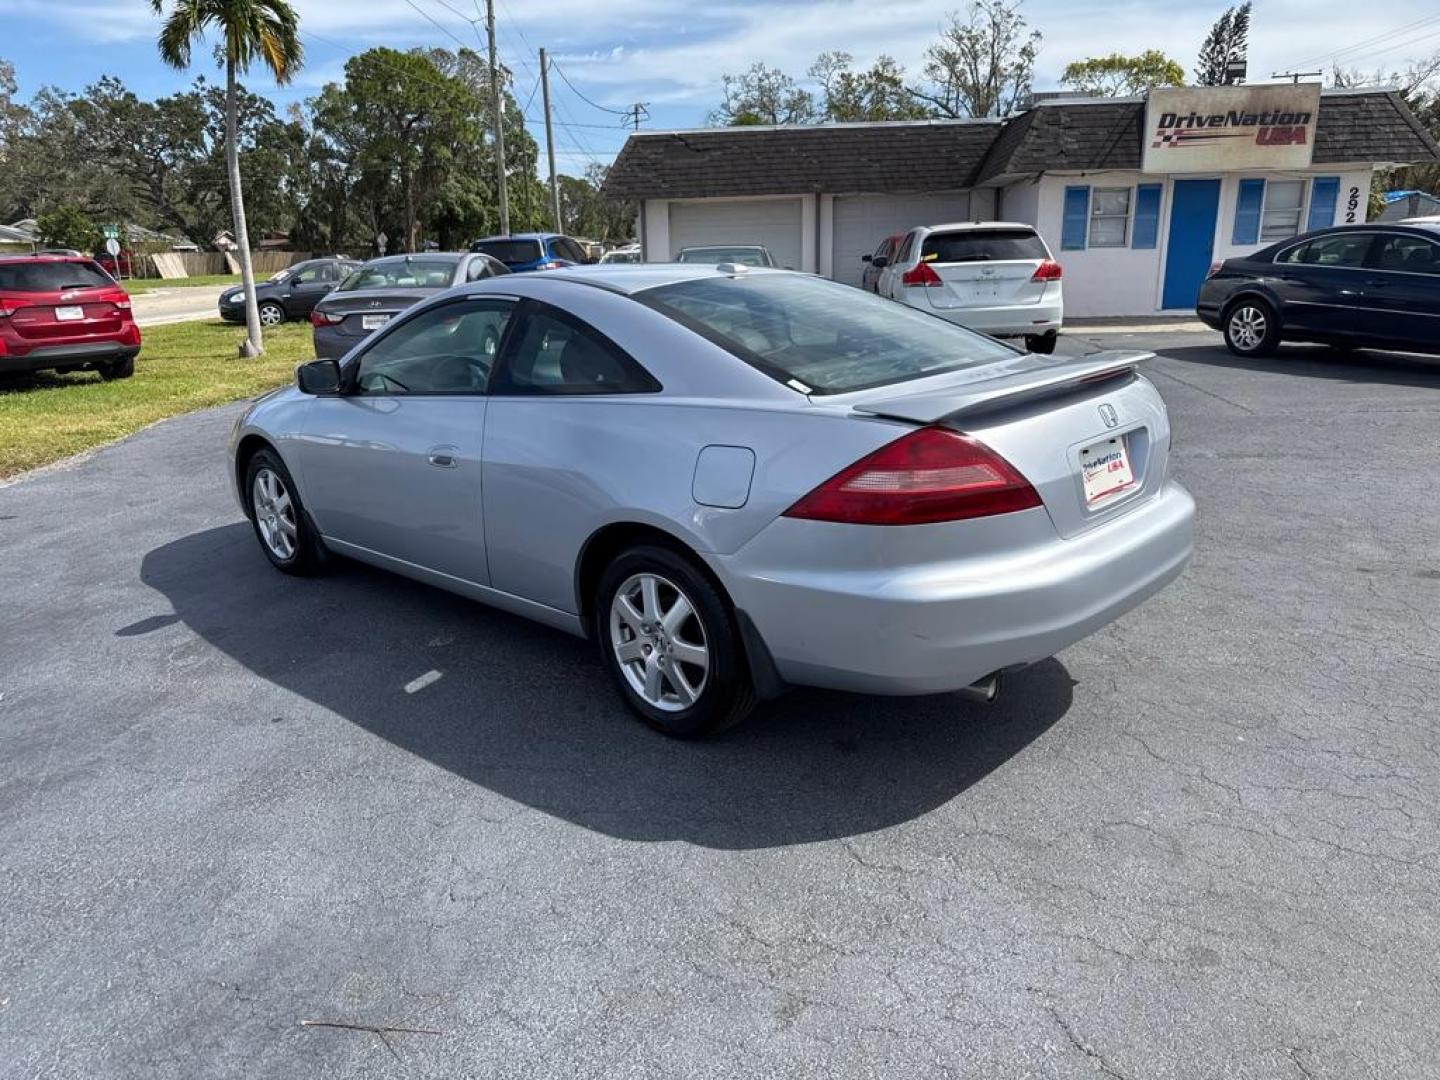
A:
[604,84,1439,317]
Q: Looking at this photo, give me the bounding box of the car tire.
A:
[1223,298,1280,357]
[244,448,323,575]
[258,301,285,327]
[98,355,135,380]
[1025,331,1058,355]
[595,544,755,738]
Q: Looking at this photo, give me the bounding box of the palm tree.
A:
[151,0,302,357]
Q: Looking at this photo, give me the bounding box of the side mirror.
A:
[872,256,889,269]
[297,358,341,395]
[861,254,872,263]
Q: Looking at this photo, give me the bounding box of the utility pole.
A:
[625,102,650,131]
[485,0,510,235]
[1271,70,1322,84]
[540,48,561,232]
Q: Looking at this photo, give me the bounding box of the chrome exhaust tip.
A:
[956,672,1002,704]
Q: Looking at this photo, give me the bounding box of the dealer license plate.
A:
[361,313,390,331]
[1080,436,1136,504]
[55,305,85,321]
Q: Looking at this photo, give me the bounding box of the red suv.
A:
[0,255,141,379]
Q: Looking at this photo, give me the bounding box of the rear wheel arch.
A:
[1221,290,1281,329]
[575,522,730,625]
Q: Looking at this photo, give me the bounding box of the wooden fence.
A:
[145,250,312,279]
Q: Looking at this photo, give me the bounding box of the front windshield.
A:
[268,268,292,283]
[642,273,1014,395]
[336,258,458,291]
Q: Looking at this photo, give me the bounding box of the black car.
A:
[1198,224,1440,358]
[218,257,361,326]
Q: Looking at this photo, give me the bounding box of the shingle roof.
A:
[602,120,1004,200]
[976,89,1440,182]
[605,90,1440,200]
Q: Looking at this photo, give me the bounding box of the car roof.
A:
[365,252,468,265]
[677,244,768,251]
[473,233,563,242]
[0,253,95,263]
[919,221,1038,233]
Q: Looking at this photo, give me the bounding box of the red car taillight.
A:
[782,427,1042,526]
[535,261,562,271]
[901,260,942,288]
[310,309,343,327]
[1030,259,1063,282]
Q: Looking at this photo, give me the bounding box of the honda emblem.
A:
[1098,404,1119,428]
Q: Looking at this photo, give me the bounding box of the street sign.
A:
[104,238,121,256]
[376,231,388,255]
[102,224,120,240]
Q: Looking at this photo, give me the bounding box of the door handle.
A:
[427,447,458,468]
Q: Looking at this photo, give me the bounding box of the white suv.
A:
[879,222,1063,353]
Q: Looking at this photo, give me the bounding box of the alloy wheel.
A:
[1229,305,1267,351]
[609,572,710,712]
[252,467,298,561]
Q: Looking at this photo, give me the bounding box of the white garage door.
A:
[831,192,974,286]
[669,198,804,271]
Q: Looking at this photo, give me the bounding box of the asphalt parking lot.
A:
[2,328,1438,1079]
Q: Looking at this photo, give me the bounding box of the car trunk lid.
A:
[911,228,1053,310]
[2,284,130,341]
[843,350,1169,538]
[315,288,439,336]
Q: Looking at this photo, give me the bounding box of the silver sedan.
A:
[229,265,1193,737]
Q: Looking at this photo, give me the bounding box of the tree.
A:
[36,205,102,252]
[710,63,818,126]
[152,0,304,358]
[1060,51,1186,97]
[1195,2,1251,87]
[914,1,1041,118]
[809,52,932,122]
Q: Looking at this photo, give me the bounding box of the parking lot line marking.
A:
[404,670,443,694]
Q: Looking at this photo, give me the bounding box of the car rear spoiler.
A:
[846,350,1153,425]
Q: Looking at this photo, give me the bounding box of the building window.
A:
[1260,180,1305,241]
[1089,188,1131,248]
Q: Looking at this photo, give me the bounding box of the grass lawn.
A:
[121,274,242,295]
[0,319,312,480]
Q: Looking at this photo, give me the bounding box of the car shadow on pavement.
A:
[1156,342,1440,387]
[140,523,1075,849]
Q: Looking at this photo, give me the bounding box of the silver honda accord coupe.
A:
[228,264,1194,736]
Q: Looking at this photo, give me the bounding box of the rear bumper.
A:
[901,292,1064,338]
[0,340,140,373]
[711,481,1194,696]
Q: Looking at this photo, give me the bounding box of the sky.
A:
[3,0,1439,176]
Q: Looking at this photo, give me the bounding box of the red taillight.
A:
[901,260,942,287]
[782,427,1042,526]
[310,309,343,327]
[535,261,562,271]
[1031,259,1063,282]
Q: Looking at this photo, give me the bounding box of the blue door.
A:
[1161,179,1221,310]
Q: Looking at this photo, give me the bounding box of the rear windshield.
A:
[0,260,113,292]
[337,258,457,291]
[677,247,770,266]
[921,229,1046,263]
[471,239,544,266]
[642,273,1014,395]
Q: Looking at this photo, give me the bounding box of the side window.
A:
[492,304,660,395]
[1370,233,1440,274]
[560,238,587,263]
[1277,234,1372,268]
[1089,188,1131,248]
[292,264,325,285]
[895,232,916,264]
[316,262,339,282]
[355,299,514,395]
[1261,180,1305,242]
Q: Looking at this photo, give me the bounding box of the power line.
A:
[1285,13,1440,72]
[549,60,630,117]
[398,0,471,50]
